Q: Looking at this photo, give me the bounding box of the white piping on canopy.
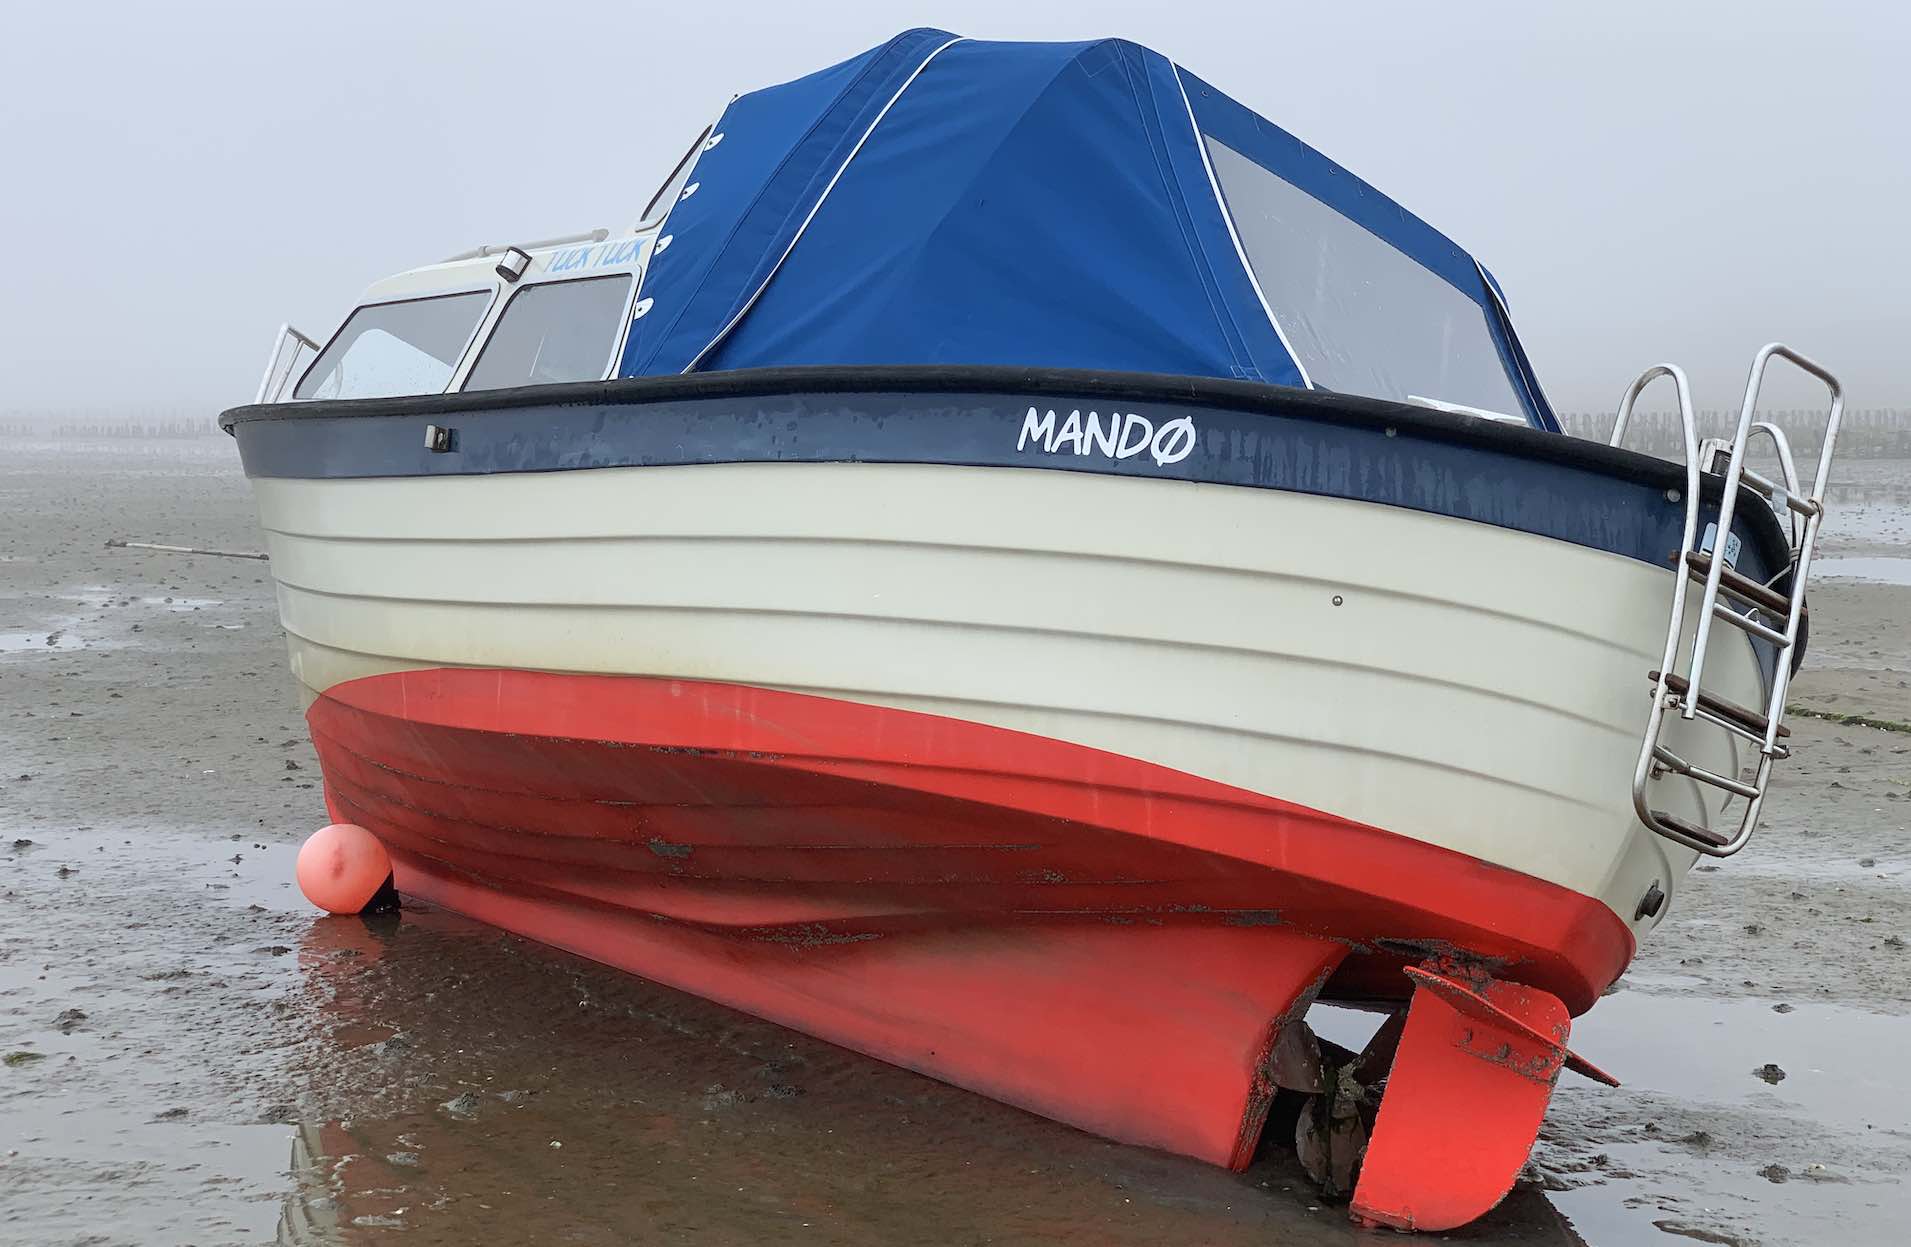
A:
[1170,65,1314,390]
[680,36,968,373]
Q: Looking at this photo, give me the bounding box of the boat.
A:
[221,30,1846,1231]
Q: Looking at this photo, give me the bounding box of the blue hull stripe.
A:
[221,367,1788,586]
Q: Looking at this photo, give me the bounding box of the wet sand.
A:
[3,436,1908,1246]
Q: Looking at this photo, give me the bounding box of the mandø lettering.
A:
[1016,407,1195,467]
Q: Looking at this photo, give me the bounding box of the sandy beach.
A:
[3,433,1907,1246]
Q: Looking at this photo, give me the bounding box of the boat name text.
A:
[547,238,647,273]
[1016,407,1196,467]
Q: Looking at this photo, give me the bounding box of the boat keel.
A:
[381,848,1350,1169]
[1349,964,1617,1232]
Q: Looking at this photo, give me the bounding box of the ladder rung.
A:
[1651,671,1790,739]
[1682,700,1790,757]
[1682,552,1793,616]
[1650,809,1732,849]
[1651,745,1762,799]
[1710,601,1788,646]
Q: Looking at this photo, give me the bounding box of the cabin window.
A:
[1202,137,1529,422]
[294,291,491,401]
[462,274,634,391]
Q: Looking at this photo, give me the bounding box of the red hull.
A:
[308,668,1630,1168]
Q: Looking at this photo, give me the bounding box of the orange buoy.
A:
[296,823,394,915]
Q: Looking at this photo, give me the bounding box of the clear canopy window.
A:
[295,291,491,401]
[463,275,634,391]
[1203,137,1529,422]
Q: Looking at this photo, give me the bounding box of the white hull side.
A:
[252,462,1764,936]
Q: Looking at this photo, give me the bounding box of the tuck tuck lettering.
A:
[1017,407,1196,467]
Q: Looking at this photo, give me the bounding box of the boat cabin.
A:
[256,30,1556,432]
[266,231,654,404]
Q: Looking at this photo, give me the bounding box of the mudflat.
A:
[3,434,1908,1246]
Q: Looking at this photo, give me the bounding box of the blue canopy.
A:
[619,30,1558,430]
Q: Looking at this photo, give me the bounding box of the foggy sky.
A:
[1,0,1904,418]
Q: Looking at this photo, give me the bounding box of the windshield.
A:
[295,291,491,400]
[463,275,634,391]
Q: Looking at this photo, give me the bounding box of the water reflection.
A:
[1813,556,1911,586]
[273,906,1586,1245]
[1824,462,1911,508]
[1816,460,1911,553]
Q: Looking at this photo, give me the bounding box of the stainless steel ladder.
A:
[1609,344,1843,857]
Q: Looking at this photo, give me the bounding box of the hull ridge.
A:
[310,665,1632,1166]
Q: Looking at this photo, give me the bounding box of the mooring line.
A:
[106,539,268,561]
